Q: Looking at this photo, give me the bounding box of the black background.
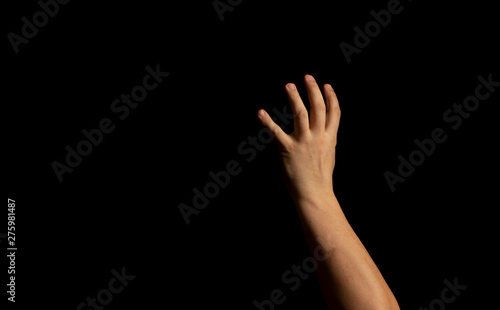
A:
[3,0,499,309]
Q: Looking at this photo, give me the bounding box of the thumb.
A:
[257,109,291,148]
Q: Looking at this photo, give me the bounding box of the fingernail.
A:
[287,83,296,91]
[258,109,266,119]
[326,84,333,90]
[306,74,315,82]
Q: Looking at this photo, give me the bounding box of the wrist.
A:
[292,188,337,208]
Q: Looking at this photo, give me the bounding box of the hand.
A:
[258,74,341,202]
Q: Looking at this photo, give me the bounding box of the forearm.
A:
[258,75,398,308]
[294,191,399,310]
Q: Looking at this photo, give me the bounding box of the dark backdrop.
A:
[4,0,499,309]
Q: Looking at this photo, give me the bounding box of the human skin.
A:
[257,75,400,310]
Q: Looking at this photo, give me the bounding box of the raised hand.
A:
[257,74,341,202]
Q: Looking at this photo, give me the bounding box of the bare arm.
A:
[257,75,399,310]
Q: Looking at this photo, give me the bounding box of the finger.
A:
[285,83,309,136]
[257,109,292,147]
[324,84,341,133]
[304,75,326,132]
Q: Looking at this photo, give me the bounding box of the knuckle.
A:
[264,119,275,129]
[296,109,308,120]
[270,124,281,136]
[315,102,326,111]
[330,106,341,116]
